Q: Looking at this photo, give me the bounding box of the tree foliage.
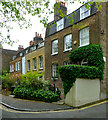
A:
[0,0,102,45]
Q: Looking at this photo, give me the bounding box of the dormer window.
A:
[13,56,16,60]
[30,47,33,52]
[26,50,28,54]
[20,53,23,57]
[56,18,64,31]
[80,5,90,20]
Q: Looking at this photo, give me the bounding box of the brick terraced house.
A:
[45,1,108,99]
[9,32,45,79]
[0,48,17,74]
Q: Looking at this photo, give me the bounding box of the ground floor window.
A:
[52,63,58,78]
[27,60,30,71]
[39,56,43,69]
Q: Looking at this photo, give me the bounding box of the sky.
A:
[3,0,82,50]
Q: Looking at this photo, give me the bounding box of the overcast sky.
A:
[3,0,82,50]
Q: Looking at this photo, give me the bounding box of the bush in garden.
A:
[59,44,105,95]
[20,71,50,90]
[1,73,16,90]
[13,85,60,102]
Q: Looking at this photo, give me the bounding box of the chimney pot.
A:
[29,41,34,46]
[40,34,42,38]
[35,32,37,37]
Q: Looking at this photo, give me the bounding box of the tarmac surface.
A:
[1,95,73,112]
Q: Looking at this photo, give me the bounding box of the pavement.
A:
[1,95,73,112]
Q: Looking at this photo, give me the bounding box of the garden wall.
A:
[65,78,100,107]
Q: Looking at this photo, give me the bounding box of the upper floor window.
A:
[12,64,14,72]
[80,5,90,20]
[12,56,16,60]
[52,63,58,78]
[20,53,23,57]
[57,18,64,31]
[52,40,58,55]
[33,57,36,70]
[10,65,12,72]
[18,61,20,71]
[64,34,72,51]
[80,27,89,47]
[39,56,43,69]
[27,60,30,71]
[26,49,28,54]
[15,62,17,71]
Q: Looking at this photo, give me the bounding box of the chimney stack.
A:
[29,41,34,46]
[18,45,24,51]
[54,0,67,21]
[33,32,43,45]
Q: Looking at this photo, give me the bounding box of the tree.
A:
[0,0,102,45]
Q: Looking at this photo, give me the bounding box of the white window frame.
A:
[39,56,43,69]
[64,34,72,52]
[18,61,20,71]
[81,59,88,66]
[52,40,58,55]
[52,63,58,78]
[15,62,17,71]
[80,5,90,20]
[27,60,30,71]
[80,27,89,47]
[64,61,71,65]
[10,65,12,72]
[12,64,14,72]
[33,57,36,70]
[57,18,64,31]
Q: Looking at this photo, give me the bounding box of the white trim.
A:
[51,52,58,56]
[63,48,72,52]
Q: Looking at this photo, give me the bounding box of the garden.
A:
[1,71,61,103]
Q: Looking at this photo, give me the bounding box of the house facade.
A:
[45,2,108,99]
[9,33,45,79]
[25,41,45,79]
[0,48,17,74]
[9,45,24,75]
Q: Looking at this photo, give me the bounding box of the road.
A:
[1,101,108,119]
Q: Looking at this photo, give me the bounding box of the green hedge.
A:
[13,85,60,102]
[59,44,104,95]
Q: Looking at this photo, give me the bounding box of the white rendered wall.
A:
[65,78,100,107]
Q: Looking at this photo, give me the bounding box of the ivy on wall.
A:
[59,44,105,95]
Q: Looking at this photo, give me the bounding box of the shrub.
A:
[59,44,105,95]
[20,71,50,90]
[1,73,16,90]
[13,85,60,102]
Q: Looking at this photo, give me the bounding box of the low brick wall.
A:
[65,78,100,107]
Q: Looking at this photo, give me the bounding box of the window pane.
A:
[57,18,64,31]
[39,56,43,69]
[52,64,58,77]
[52,40,58,54]
[80,5,90,20]
[64,34,72,50]
[80,27,89,46]
[33,58,36,70]
[28,60,30,71]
